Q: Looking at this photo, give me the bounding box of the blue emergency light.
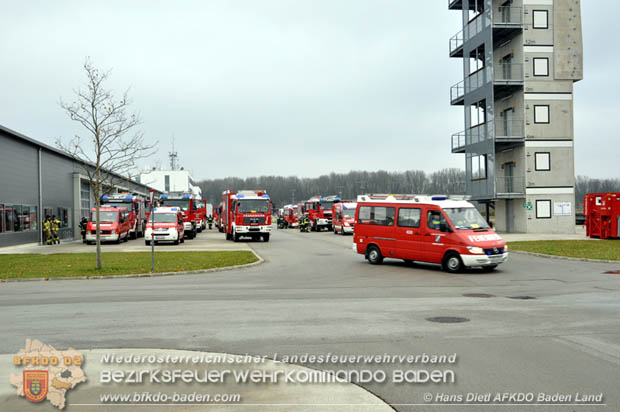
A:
[171,207,178,211]
[101,195,109,200]
[125,195,133,199]
[236,194,245,198]
[432,196,448,201]
[261,194,270,199]
[183,194,191,198]
[160,194,168,199]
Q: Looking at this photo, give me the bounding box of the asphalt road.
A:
[2,227,620,411]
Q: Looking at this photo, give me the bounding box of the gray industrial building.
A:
[0,124,160,247]
[449,0,583,233]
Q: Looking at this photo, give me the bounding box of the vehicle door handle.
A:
[424,234,431,236]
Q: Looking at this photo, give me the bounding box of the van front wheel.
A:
[367,246,383,265]
[443,252,463,273]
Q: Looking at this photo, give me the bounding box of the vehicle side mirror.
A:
[440,223,451,233]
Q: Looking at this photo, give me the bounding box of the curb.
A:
[511,250,619,264]
[1,250,264,283]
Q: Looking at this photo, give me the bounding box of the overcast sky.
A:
[1,1,618,180]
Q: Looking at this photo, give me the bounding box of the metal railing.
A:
[450,65,492,103]
[494,63,524,83]
[450,80,465,103]
[496,176,525,194]
[493,6,523,25]
[452,132,466,151]
[449,29,464,55]
[495,119,524,140]
[451,122,492,150]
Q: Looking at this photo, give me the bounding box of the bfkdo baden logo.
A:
[10,339,87,409]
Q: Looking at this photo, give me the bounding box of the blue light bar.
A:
[261,194,270,199]
[171,207,178,211]
[183,194,191,198]
[236,194,245,198]
[125,195,133,199]
[432,196,448,201]
[101,195,109,200]
[334,197,341,201]
[160,194,168,198]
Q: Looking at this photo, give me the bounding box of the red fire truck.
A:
[584,192,620,239]
[222,189,272,242]
[215,202,223,232]
[85,206,130,244]
[304,195,341,232]
[353,195,508,272]
[283,204,301,228]
[193,198,207,232]
[100,193,146,239]
[159,193,198,239]
[332,201,357,235]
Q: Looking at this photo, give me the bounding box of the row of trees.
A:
[197,169,466,208]
[198,172,620,210]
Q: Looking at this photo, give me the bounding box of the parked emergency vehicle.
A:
[159,193,197,239]
[215,203,223,232]
[353,195,508,272]
[332,202,357,235]
[144,207,185,245]
[304,195,341,232]
[222,189,272,242]
[193,198,207,231]
[100,193,146,238]
[585,192,620,239]
[85,206,130,244]
[283,204,301,228]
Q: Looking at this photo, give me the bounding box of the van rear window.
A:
[397,208,421,228]
[358,206,395,226]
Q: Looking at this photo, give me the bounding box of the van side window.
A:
[427,210,447,230]
[358,206,395,226]
[397,208,421,228]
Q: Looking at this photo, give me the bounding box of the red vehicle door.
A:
[421,207,451,264]
[393,206,425,261]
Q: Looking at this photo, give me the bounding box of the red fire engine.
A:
[222,189,272,242]
[283,204,301,228]
[159,193,198,239]
[193,198,207,232]
[585,193,620,239]
[100,193,146,239]
[303,195,341,232]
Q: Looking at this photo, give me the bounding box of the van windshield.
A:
[443,208,490,230]
[153,213,177,223]
[161,199,190,211]
[320,201,337,210]
[238,199,270,213]
[343,209,355,218]
[90,211,118,223]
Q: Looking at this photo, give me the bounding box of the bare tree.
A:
[57,58,156,269]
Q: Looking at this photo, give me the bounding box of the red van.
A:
[353,195,508,272]
[332,202,357,235]
[144,207,185,245]
[85,206,130,244]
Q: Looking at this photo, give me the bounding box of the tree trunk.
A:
[95,170,102,270]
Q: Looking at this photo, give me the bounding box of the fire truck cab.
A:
[100,193,146,239]
[159,193,197,239]
[304,195,341,232]
[223,189,272,242]
[353,195,508,273]
[85,206,130,244]
[332,202,357,235]
[283,204,301,228]
[144,207,185,245]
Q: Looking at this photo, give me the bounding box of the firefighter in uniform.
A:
[43,216,52,245]
[430,212,442,230]
[299,215,310,232]
[80,217,88,242]
[51,215,61,244]
[207,215,214,229]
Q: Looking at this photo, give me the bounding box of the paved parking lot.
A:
[1,226,619,411]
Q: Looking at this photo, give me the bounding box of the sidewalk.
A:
[499,225,589,242]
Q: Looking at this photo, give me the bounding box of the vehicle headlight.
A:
[344,222,350,227]
[503,245,508,252]
[467,246,484,254]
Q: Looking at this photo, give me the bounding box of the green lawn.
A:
[509,240,620,261]
[0,251,258,279]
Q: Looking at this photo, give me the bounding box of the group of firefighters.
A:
[277,215,310,232]
[42,215,62,245]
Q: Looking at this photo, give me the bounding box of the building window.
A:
[58,207,72,228]
[0,204,38,233]
[358,206,396,226]
[397,208,421,228]
[533,58,549,77]
[533,10,549,29]
[536,200,552,219]
[80,180,91,219]
[165,175,170,192]
[535,152,551,171]
[534,105,550,124]
[470,100,486,127]
[471,154,487,180]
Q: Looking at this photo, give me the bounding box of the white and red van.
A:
[144,207,185,245]
[85,206,130,244]
[353,195,508,272]
[332,202,357,235]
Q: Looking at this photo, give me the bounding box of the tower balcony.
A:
[495,176,526,198]
[450,63,522,105]
[451,119,524,154]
